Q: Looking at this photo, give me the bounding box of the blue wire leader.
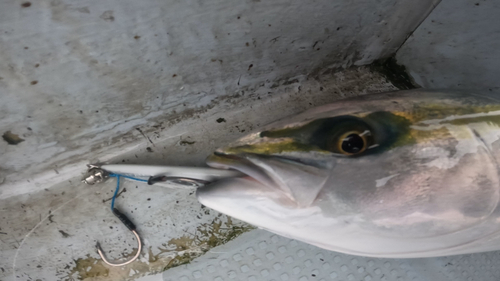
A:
[108,173,148,210]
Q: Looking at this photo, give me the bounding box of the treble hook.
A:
[96,208,142,266]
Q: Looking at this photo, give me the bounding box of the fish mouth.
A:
[205,151,332,207]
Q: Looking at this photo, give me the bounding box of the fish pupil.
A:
[341,134,365,153]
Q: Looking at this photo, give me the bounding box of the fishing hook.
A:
[96,208,142,267]
[82,164,240,266]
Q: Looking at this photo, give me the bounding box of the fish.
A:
[196,89,500,258]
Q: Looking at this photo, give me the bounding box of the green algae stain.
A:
[163,253,194,270]
[195,217,253,249]
[63,216,253,281]
[66,255,110,280]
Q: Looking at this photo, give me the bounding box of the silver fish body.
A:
[197,90,500,258]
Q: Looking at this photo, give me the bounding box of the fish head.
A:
[197,90,500,257]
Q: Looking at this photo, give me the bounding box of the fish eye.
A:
[308,116,376,156]
[261,115,379,156]
[323,122,373,156]
[337,131,369,155]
